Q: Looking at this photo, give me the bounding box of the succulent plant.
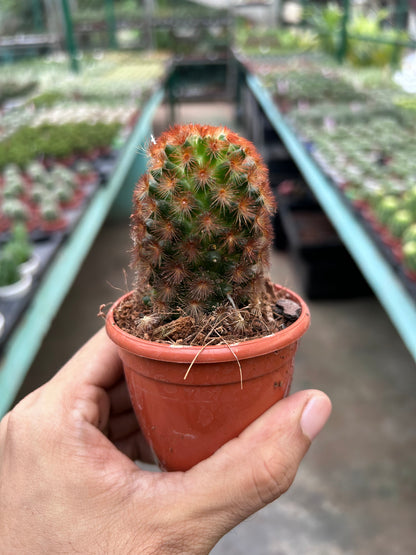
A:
[403,187,416,217]
[26,161,47,182]
[3,163,20,177]
[4,223,32,265]
[50,165,75,187]
[1,198,29,221]
[55,182,74,204]
[403,223,416,244]
[389,209,413,239]
[131,124,276,320]
[403,241,416,273]
[3,173,25,198]
[75,159,94,175]
[0,249,20,287]
[40,198,61,222]
[30,183,47,205]
[375,195,400,226]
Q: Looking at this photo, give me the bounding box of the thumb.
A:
[183,390,332,536]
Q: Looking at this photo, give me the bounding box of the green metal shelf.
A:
[246,73,416,364]
[0,87,164,418]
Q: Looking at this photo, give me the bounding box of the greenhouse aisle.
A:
[16,102,416,555]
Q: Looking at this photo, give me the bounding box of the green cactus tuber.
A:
[388,209,413,239]
[131,124,276,321]
[403,223,416,244]
[403,241,416,273]
[0,250,20,287]
[4,223,32,265]
[403,187,416,217]
[375,195,400,226]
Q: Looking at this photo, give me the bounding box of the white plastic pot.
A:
[0,273,32,300]
[0,312,5,337]
[19,252,41,276]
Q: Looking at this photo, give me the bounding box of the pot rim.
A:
[0,272,32,300]
[106,284,310,363]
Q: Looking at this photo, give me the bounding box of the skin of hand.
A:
[0,328,331,555]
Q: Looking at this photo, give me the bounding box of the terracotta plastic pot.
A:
[106,285,310,471]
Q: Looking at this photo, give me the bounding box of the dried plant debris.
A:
[113,282,301,346]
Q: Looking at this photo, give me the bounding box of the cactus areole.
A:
[120,124,284,341]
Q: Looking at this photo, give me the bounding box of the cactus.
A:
[403,241,416,273]
[0,250,20,287]
[403,187,416,217]
[403,223,416,244]
[4,223,32,265]
[40,198,62,222]
[131,124,276,321]
[2,198,29,222]
[388,209,413,239]
[375,195,400,226]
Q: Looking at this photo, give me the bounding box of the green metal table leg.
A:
[61,0,79,73]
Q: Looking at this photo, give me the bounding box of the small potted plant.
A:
[402,241,416,282]
[26,160,47,183]
[5,222,39,276]
[106,124,311,471]
[39,197,67,232]
[0,247,32,300]
[2,174,26,199]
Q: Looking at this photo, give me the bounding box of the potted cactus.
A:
[5,223,39,276]
[0,248,32,300]
[39,197,67,232]
[106,124,310,471]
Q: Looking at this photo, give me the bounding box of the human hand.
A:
[0,328,331,554]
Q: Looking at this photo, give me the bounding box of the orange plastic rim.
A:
[106,284,310,363]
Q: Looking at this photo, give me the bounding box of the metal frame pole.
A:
[397,0,409,30]
[32,0,44,32]
[61,0,79,72]
[337,0,350,64]
[105,0,118,49]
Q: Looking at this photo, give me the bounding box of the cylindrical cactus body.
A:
[131,124,276,319]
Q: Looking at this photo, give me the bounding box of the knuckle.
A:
[3,390,43,438]
[252,457,295,507]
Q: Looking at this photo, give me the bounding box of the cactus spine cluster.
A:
[131,124,276,320]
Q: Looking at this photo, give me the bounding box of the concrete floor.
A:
[17,103,416,554]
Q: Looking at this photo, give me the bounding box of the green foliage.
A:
[389,209,413,238]
[132,124,276,319]
[0,80,38,105]
[404,224,416,244]
[374,196,400,226]
[40,198,61,222]
[4,223,32,265]
[403,241,416,272]
[0,250,20,287]
[395,96,416,113]
[30,91,66,109]
[308,3,408,67]
[307,2,342,56]
[0,121,120,169]
[235,24,317,55]
[271,70,365,105]
[1,198,29,222]
[347,11,407,67]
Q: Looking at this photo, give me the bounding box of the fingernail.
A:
[301,395,332,441]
